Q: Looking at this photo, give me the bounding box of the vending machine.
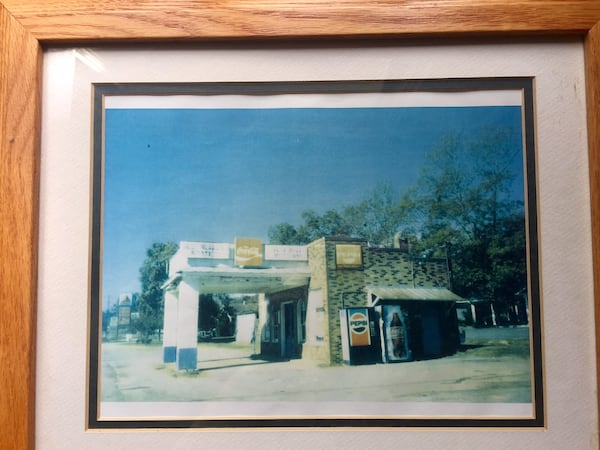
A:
[339,307,381,365]
[377,304,412,363]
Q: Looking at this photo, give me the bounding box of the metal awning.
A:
[367,285,464,306]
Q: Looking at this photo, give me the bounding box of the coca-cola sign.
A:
[234,237,263,267]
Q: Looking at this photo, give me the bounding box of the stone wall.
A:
[304,239,331,364]
[413,258,450,287]
[364,249,413,286]
[322,238,368,364]
[305,237,452,365]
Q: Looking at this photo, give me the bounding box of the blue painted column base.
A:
[163,346,177,363]
[176,347,198,370]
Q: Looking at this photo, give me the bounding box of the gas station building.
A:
[161,236,463,370]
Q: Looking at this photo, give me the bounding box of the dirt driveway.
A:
[101,326,532,404]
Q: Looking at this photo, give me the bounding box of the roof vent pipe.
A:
[393,232,409,252]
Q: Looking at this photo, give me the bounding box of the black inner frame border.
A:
[88,77,542,429]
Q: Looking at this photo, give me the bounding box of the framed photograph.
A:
[2,1,600,449]
[89,78,542,428]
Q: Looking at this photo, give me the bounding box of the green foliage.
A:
[198,294,221,332]
[297,209,352,243]
[267,125,527,324]
[268,222,300,245]
[135,241,178,342]
[198,294,236,337]
[344,183,403,247]
[405,127,527,315]
[268,183,403,247]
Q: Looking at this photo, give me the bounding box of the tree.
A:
[268,183,404,247]
[197,294,237,337]
[343,183,403,247]
[268,222,299,245]
[266,126,526,324]
[198,294,220,333]
[268,209,351,245]
[217,297,237,337]
[296,209,352,243]
[401,126,527,322]
[136,241,178,342]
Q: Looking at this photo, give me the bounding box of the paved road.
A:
[101,326,532,404]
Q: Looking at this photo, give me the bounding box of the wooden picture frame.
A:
[1,1,599,449]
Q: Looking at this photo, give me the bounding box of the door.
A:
[422,304,442,357]
[282,302,296,358]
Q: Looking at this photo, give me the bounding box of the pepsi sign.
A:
[348,308,371,347]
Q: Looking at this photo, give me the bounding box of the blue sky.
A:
[101,105,524,308]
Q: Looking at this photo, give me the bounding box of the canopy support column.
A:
[162,289,178,363]
[176,280,199,370]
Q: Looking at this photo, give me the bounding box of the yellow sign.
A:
[335,244,362,268]
[234,237,263,267]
